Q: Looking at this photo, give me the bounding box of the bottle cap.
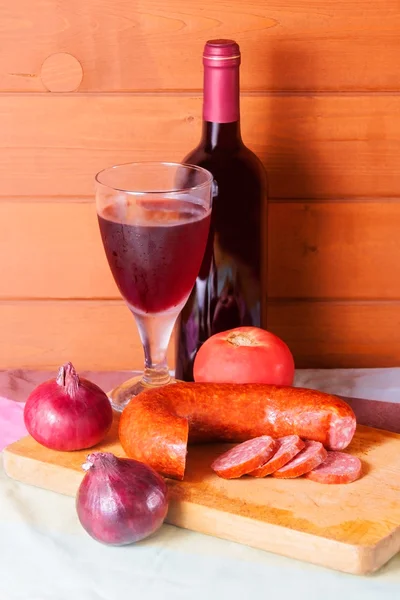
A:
[203,39,241,67]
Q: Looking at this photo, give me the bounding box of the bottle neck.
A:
[202,59,242,150]
[201,121,242,151]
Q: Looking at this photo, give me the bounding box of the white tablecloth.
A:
[1,368,400,600]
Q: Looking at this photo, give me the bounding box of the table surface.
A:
[1,368,400,600]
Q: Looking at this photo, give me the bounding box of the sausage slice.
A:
[249,435,305,477]
[305,451,362,484]
[211,436,277,479]
[273,440,327,479]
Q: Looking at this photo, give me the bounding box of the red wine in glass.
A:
[98,199,211,314]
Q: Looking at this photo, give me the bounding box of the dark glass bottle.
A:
[175,39,268,381]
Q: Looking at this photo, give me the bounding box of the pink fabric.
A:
[0,396,27,451]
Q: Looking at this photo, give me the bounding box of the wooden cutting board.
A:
[4,417,400,575]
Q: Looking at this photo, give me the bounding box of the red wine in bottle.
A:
[175,39,268,381]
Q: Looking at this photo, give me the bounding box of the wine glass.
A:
[95,161,213,411]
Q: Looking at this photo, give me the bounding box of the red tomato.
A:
[193,326,295,385]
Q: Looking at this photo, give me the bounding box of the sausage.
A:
[211,436,277,479]
[272,441,328,479]
[118,382,356,480]
[305,451,362,484]
[249,435,305,477]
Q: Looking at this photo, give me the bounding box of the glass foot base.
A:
[108,373,176,412]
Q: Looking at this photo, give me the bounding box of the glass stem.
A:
[132,308,180,387]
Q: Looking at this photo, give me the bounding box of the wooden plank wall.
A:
[1,0,400,370]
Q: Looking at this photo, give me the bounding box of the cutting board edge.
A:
[166,499,382,575]
[3,445,83,497]
[367,528,400,575]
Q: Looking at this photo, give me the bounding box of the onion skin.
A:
[76,452,169,545]
[23,362,113,451]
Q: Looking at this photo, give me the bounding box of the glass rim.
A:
[95,161,214,195]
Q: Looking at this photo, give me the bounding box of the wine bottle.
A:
[175,39,268,381]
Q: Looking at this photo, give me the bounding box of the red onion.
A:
[76,452,169,545]
[24,362,113,451]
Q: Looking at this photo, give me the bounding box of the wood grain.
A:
[0,299,175,370]
[1,200,399,301]
[0,201,118,299]
[0,299,399,369]
[5,423,400,574]
[0,94,399,199]
[1,1,400,92]
[268,201,400,300]
[269,301,400,368]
